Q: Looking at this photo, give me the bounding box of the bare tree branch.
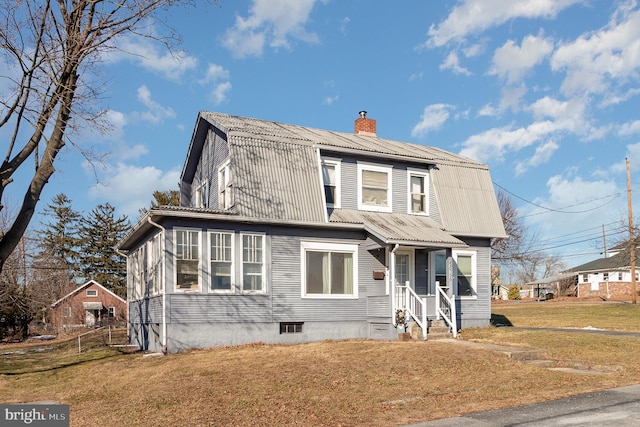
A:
[0,0,200,274]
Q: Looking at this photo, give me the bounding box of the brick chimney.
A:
[354,111,376,137]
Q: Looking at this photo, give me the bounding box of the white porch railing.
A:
[435,285,457,338]
[395,283,428,340]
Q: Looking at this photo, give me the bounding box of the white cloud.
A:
[499,85,527,111]
[221,0,320,58]
[199,64,232,105]
[323,94,339,106]
[340,17,351,35]
[136,85,176,124]
[425,0,582,48]
[490,34,554,84]
[439,51,472,75]
[551,6,640,97]
[108,36,198,80]
[514,140,559,175]
[619,120,640,136]
[477,103,498,117]
[411,104,454,137]
[88,163,181,219]
[458,124,540,163]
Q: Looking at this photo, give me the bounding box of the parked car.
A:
[538,287,554,300]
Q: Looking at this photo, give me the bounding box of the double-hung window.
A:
[408,170,428,215]
[219,161,233,209]
[242,233,264,292]
[358,163,392,212]
[321,159,341,208]
[175,229,200,291]
[195,181,208,208]
[301,242,358,298]
[210,231,233,291]
[454,251,476,298]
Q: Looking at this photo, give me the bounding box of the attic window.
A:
[86,289,98,297]
[218,161,233,209]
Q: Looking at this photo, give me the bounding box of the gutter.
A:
[147,216,168,355]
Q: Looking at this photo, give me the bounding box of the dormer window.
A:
[408,169,429,215]
[218,161,233,209]
[357,163,392,212]
[195,181,208,208]
[321,159,341,208]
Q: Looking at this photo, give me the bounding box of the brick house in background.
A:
[565,246,640,299]
[50,280,127,330]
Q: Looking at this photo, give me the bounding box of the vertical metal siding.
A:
[230,138,326,222]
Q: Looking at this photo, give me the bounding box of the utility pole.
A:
[627,158,637,304]
[602,224,607,258]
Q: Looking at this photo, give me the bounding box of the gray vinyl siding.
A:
[270,228,369,322]
[392,166,406,213]
[456,238,492,329]
[129,296,163,324]
[340,158,357,210]
[167,294,272,323]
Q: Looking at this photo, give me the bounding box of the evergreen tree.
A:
[78,204,131,297]
[138,189,180,218]
[31,194,82,307]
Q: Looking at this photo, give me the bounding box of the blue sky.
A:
[6,0,640,274]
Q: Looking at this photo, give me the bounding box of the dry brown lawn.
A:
[2,301,640,426]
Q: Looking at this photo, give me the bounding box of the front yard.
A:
[1,301,640,426]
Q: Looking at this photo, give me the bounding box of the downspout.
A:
[148,216,168,354]
[114,248,129,343]
[390,244,399,326]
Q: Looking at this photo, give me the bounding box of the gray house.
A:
[117,111,506,353]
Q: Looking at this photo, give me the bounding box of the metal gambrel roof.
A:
[200,111,479,166]
[329,209,467,248]
[194,111,507,238]
[431,163,507,238]
[229,136,326,222]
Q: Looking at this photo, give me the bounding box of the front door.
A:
[394,250,414,290]
[86,310,95,327]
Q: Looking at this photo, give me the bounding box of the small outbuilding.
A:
[50,280,127,331]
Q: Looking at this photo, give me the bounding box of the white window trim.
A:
[174,227,202,293]
[407,168,429,216]
[86,289,98,297]
[195,181,208,208]
[218,160,233,210]
[208,230,236,294]
[240,232,266,294]
[300,241,359,299]
[357,162,392,212]
[321,158,341,209]
[453,250,477,299]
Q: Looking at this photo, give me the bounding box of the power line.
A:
[493,182,621,216]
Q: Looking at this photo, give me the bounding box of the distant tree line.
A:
[0,190,179,341]
[0,194,131,340]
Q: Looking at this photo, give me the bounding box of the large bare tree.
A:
[0,0,196,274]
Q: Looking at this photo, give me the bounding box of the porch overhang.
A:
[82,302,103,310]
[329,209,467,249]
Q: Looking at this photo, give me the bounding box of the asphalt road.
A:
[407,382,640,426]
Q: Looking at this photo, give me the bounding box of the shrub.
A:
[508,285,521,300]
